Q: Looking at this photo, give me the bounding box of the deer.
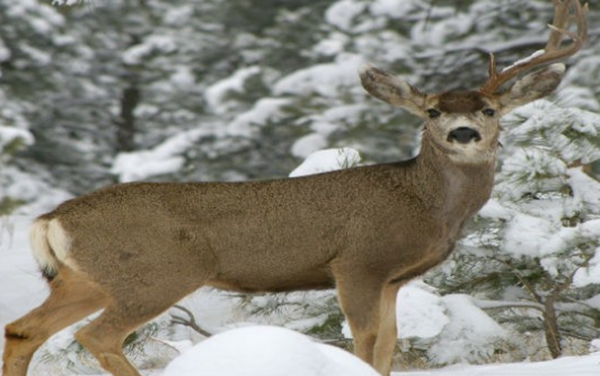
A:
[2,1,587,375]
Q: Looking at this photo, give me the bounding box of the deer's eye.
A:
[482,108,496,117]
[427,109,441,119]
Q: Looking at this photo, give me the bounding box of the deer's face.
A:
[422,91,501,164]
[359,63,566,165]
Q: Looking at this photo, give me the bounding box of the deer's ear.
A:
[359,64,426,118]
[498,63,565,115]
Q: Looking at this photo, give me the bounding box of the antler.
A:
[479,0,588,95]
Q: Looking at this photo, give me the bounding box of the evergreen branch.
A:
[558,328,598,342]
[442,271,505,294]
[473,298,544,312]
[499,258,543,304]
[318,337,353,347]
[560,296,600,318]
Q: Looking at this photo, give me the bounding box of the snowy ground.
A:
[1,214,599,375]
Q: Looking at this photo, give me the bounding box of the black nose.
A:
[447,127,481,144]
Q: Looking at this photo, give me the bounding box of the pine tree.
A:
[0,0,64,213]
[429,99,600,359]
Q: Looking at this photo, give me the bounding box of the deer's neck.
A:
[412,135,496,221]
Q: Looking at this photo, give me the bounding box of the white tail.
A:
[29,219,76,277]
[28,220,55,275]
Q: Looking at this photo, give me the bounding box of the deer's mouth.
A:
[447,127,482,144]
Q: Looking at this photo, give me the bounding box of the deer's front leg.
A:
[373,283,401,376]
[335,271,387,370]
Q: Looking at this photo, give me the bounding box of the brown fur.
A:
[3,61,566,376]
[437,91,486,113]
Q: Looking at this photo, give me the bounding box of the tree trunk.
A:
[542,293,562,358]
[116,85,140,153]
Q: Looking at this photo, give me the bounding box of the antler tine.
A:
[480,0,588,95]
[546,0,573,50]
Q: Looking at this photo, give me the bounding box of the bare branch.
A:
[170,305,214,338]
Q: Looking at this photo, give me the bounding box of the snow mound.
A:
[162,325,378,376]
[400,352,600,376]
[396,282,449,339]
[430,294,507,364]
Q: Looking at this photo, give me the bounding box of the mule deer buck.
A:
[2,1,587,375]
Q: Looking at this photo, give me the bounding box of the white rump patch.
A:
[30,218,78,275]
[47,219,78,271]
[29,219,58,275]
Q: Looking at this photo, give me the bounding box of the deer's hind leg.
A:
[3,267,108,376]
[74,286,205,376]
[73,254,217,376]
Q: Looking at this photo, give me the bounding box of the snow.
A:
[568,167,600,208]
[226,97,291,137]
[111,129,209,182]
[573,246,600,287]
[29,17,54,35]
[325,0,367,31]
[1,167,72,215]
[291,133,329,158]
[163,326,379,376]
[429,294,507,365]
[289,148,361,177]
[558,86,600,112]
[122,35,177,65]
[401,354,600,376]
[501,49,546,73]
[395,282,449,340]
[412,9,471,46]
[0,126,34,149]
[52,0,81,5]
[164,5,194,25]
[498,148,567,198]
[170,66,195,89]
[504,100,600,165]
[291,103,367,159]
[19,44,52,66]
[478,199,513,220]
[204,66,261,114]
[273,54,364,98]
[0,37,10,63]
[369,0,421,19]
[313,32,349,57]
[501,213,554,258]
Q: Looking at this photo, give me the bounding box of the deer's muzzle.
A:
[447,127,482,144]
